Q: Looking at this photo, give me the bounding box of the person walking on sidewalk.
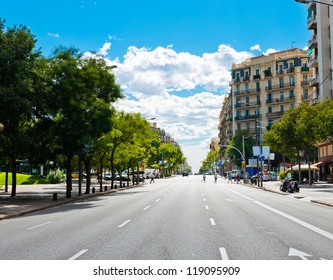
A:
[150,172,155,184]
[214,173,218,183]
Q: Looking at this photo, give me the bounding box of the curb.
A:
[242,182,333,208]
[0,183,146,221]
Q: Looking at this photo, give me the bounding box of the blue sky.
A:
[2,0,310,172]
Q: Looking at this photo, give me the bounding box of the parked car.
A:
[182,172,188,177]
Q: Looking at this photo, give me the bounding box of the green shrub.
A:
[47,170,64,184]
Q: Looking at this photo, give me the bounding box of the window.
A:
[245,83,250,93]
[303,89,309,99]
[268,107,272,113]
[279,78,284,88]
[237,123,241,131]
[246,123,250,130]
[290,103,295,110]
[236,85,240,94]
[267,79,272,90]
[280,92,285,101]
[290,76,295,86]
[237,111,241,118]
[303,75,308,81]
[289,90,294,99]
[256,69,260,75]
[256,82,260,92]
[246,97,250,105]
[256,95,260,105]
[280,105,284,112]
[246,109,250,117]
[267,93,272,103]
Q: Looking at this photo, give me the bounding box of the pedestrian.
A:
[202,174,206,183]
[150,172,155,183]
[227,172,231,183]
[236,174,240,184]
[214,173,217,183]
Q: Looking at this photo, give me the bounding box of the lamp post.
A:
[295,0,333,7]
[0,123,4,133]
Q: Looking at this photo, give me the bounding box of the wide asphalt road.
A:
[0,175,332,260]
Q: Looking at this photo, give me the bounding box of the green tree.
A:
[226,130,255,167]
[48,48,121,197]
[0,19,41,196]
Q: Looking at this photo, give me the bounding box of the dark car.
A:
[182,172,188,177]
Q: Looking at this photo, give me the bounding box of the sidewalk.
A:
[0,179,145,220]
[244,180,333,208]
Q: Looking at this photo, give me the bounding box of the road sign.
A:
[259,155,265,162]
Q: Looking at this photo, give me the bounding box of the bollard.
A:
[104,185,107,191]
[53,193,57,201]
[115,184,117,189]
[123,183,125,187]
[92,187,95,193]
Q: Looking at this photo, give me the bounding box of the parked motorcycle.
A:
[280,177,300,193]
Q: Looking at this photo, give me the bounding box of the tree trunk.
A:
[10,152,17,197]
[99,158,103,192]
[5,161,9,193]
[65,156,73,198]
[84,159,91,194]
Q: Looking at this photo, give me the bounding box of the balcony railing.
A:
[266,96,295,104]
[235,88,261,95]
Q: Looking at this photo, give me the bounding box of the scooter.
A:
[280,177,300,193]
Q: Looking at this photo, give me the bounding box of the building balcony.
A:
[253,74,261,80]
[235,101,261,108]
[266,111,284,118]
[243,75,250,82]
[276,70,284,76]
[309,76,319,86]
[308,56,318,67]
[235,87,261,96]
[301,66,310,72]
[235,114,258,121]
[308,16,317,30]
[265,82,295,91]
[301,80,310,86]
[266,96,295,105]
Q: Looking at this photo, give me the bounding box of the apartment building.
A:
[306,1,333,182]
[218,48,310,170]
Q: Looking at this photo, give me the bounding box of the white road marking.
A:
[205,205,209,210]
[219,247,229,260]
[118,220,131,228]
[203,198,206,202]
[163,194,167,197]
[201,193,205,196]
[155,199,160,202]
[68,249,88,260]
[254,201,333,241]
[210,218,216,226]
[143,206,151,211]
[27,221,53,230]
[229,189,333,241]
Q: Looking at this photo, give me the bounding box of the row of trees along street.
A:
[0,19,186,197]
[201,99,333,183]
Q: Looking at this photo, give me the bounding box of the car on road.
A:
[182,172,188,177]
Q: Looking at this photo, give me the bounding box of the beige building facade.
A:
[218,48,310,170]
[306,2,333,182]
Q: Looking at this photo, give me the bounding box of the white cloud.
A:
[263,48,279,56]
[90,44,259,171]
[98,42,111,56]
[250,44,261,52]
[48,32,60,38]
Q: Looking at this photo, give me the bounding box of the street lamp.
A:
[295,0,333,7]
[0,123,4,133]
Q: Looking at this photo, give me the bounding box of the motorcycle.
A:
[280,177,300,193]
[250,175,257,185]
